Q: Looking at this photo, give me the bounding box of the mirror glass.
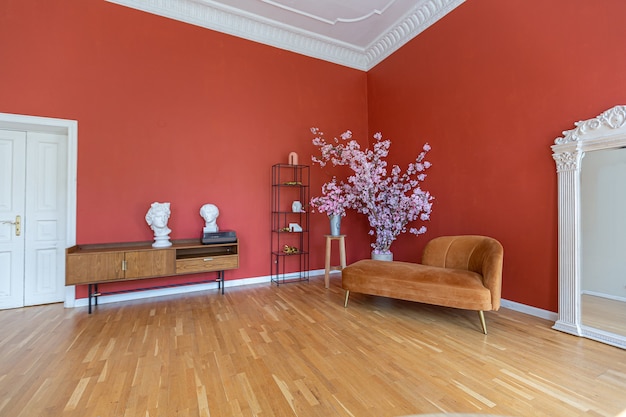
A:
[581,148,626,337]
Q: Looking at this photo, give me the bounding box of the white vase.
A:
[329,215,341,236]
[371,251,393,261]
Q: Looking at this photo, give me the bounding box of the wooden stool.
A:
[324,234,346,288]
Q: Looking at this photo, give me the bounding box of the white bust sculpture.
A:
[200,203,219,233]
[145,202,172,248]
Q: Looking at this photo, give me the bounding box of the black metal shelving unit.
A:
[271,163,310,284]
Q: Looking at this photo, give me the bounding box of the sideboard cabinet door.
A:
[125,249,175,279]
[66,252,125,285]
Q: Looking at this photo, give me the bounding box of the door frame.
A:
[0,112,77,308]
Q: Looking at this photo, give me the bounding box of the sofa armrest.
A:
[422,235,503,310]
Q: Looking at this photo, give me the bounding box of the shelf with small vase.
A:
[270,163,310,285]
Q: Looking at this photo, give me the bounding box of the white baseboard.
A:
[72,269,329,308]
[500,298,558,321]
[70,270,556,323]
[581,290,626,303]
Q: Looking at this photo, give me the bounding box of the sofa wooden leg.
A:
[478,310,487,334]
[344,290,350,308]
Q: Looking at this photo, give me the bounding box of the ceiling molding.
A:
[105,0,464,71]
[365,0,464,69]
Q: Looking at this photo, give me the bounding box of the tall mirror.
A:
[552,105,626,349]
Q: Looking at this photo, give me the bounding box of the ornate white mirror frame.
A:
[552,105,626,349]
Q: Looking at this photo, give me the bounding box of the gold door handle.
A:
[1,215,20,236]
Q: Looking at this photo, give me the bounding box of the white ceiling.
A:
[106,0,464,71]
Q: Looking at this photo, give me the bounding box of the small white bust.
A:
[145,202,172,248]
[200,203,219,233]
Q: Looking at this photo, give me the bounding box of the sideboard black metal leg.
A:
[88,284,93,314]
[219,271,225,294]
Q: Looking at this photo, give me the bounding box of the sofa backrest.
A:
[422,235,504,309]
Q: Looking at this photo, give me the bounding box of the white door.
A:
[0,130,26,309]
[0,129,67,309]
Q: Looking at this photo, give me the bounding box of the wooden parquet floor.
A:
[1,274,625,417]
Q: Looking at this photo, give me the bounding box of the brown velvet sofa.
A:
[341,235,504,334]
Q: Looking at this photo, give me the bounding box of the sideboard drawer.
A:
[176,254,239,274]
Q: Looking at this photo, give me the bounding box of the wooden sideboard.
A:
[66,238,239,313]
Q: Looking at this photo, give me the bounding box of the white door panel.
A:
[0,130,26,309]
[24,132,67,305]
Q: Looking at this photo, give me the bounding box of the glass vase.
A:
[371,251,393,261]
[329,214,341,236]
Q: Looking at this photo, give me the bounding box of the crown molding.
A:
[105,0,464,71]
[365,0,464,69]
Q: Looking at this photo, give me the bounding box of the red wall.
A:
[0,0,367,297]
[5,0,626,311]
[367,0,626,311]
